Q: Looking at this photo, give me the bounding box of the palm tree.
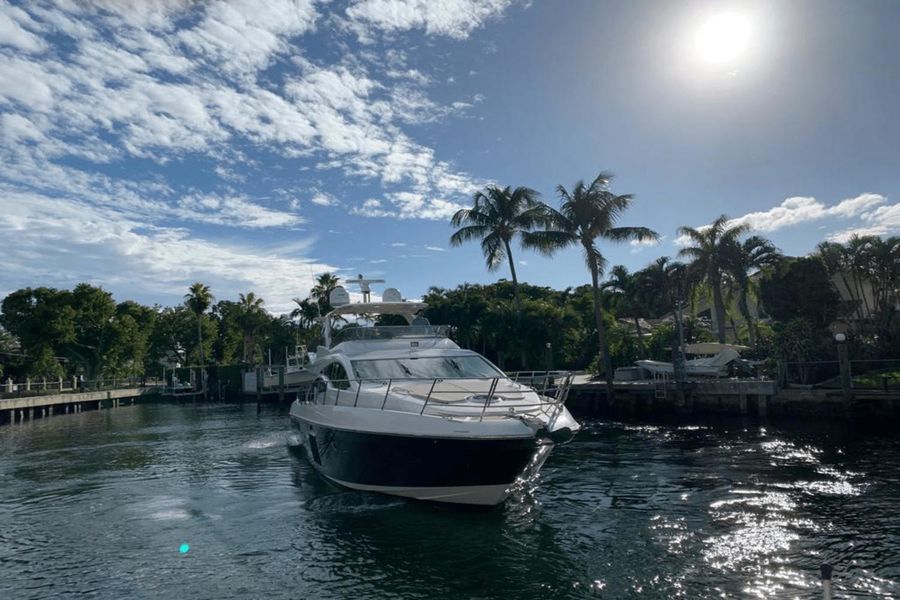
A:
[637,257,690,379]
[636,256,688,318]
[310,273,340,313]
[184,282,213,365]
[817,240,866,327]
[678,215,749,343]
[865,236,900,334]
[450,185,545,310]
[236,292,266,363]
[290,297,319,330]
[602,265,646,345]
[723,235,781,346]
[523,172,658,397]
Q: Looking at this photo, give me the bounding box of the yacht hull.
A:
[290,415,549,506]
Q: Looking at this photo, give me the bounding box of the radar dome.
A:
[329,286,350,307]
[382,287,402,303]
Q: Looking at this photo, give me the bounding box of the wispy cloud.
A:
[828,202,900,242]
[630,235,664,253]
[676,193,891,245]
[345,0,518,40]
[0,190,335,314]
[0,1,495,224]
[0,0,526,309]
[310,190,340,207]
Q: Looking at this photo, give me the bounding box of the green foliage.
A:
[0,284,128,379]
[424,281,609,371]
[0,273,354,378]
[311,273,340,314]
[147,306,197,369]
[773,318,819,362]
[103,301,156,377]
[759,256,842,330]
[678,214,750,344]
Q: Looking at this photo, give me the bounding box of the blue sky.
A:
[1,0,898,314]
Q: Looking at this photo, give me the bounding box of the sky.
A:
[1,0,899,314]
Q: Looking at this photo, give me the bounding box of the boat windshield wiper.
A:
[399,362,413,377]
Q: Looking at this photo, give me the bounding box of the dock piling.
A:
[821,564,833,600]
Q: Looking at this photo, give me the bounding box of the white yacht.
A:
[288,286,580,506]
[242,345,318,395]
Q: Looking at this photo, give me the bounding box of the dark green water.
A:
[1,403,898,599]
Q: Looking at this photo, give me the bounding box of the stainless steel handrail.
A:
[305,372,574,422]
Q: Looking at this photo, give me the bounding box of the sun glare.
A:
[694,13,752,65]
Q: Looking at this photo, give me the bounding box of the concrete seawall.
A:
[567,378,899,420]
[0,387,160,425]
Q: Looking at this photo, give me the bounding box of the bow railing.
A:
[302,371,574,423]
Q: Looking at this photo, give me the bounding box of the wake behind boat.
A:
[289,283,580,506]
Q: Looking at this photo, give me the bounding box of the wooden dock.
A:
[0,386,160,425]
[567,375,899,420]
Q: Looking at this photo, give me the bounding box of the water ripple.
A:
[0,405,898,599]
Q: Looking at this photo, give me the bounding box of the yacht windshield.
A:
[352,356,503,380]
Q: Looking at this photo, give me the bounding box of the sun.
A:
[694,12,752,65]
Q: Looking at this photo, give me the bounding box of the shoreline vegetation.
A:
[2,174,898,388]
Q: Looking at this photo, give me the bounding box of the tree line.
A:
[0,275,342,382]
[448,173,900,390]
[1,171,897,385]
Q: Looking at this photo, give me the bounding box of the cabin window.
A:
[352,356,503,380]
[325,362,351,390]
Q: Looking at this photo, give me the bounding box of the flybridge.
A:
[322,277,431,347]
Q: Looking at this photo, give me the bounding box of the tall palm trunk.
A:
[196,316,204,365]
[632,315,645,355]
[737,289,756,346]
[503,237,527,368]
[710,267,727,344]
[502,238,522,310]
[589,255,615,400]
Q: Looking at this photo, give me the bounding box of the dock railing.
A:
[303,371,574,422]
[782,358,900,390]
[0,376,152,400]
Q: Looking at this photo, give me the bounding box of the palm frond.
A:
[605,226,659,243]
[450,224,491,247]
[521,230,576,256]
[481,231,506,271]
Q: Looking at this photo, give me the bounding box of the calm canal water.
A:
[1,403,898,599]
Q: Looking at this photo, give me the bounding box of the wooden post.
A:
[758,394,768,418]
[4,378,12,393]
[837,340,852,409]
[26,378,31,392]
[256,367,262,414]
[739,393,748,415]
[42,377,47,390]
[821,564,833,600]
[278,366,285,404]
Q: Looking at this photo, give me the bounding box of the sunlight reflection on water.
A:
[0,405,898,599]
